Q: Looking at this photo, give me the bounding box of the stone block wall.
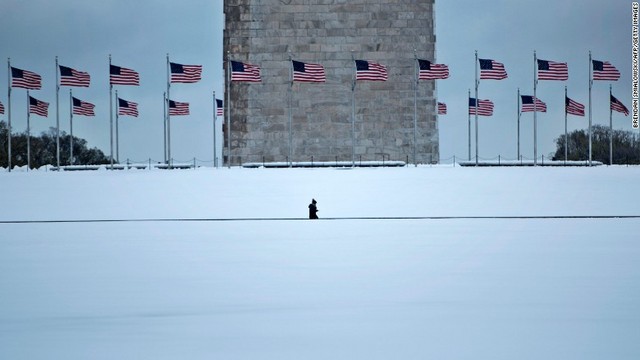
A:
[223,0,438,164]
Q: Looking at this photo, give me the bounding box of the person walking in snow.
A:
[308,199,319,219]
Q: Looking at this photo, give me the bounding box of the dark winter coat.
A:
[308,202,318,219]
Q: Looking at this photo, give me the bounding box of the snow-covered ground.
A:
[1,166,639,359]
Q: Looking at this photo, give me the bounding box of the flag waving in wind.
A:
[230,60,261,82]
[438,102,447,115]
[537,59,568,80]
[292,60,326,83]
[418,59,449,80]
[29,96,49,117]
[110,65,140,86]
[478,59,507,80]
[118,98,139,117]
[216,99,224,117]
[170,62,202,83]
[521,95,547,112]
[468,98,494,116]
[11,67,42,89]
[355,60,388,81]
[565,97,585,116]
[592,60,621,81]
[611,95,629,116]
[72,97,95,116]
[59,65,90,87]
[169,100,190,116]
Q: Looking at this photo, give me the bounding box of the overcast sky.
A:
[0,1,631,164]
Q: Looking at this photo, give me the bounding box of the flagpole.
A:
[226,51,231,169]
[213,91,217,168]
[166,54,172,169]
[609,84,613,165]
[7,58,11,172]
[468,88,471,161]
[351,51,356,167]
[564,86,568,163]
[589,50,593,166]
[533,50,538,166]
[163,92,167,164]
[109,54,114,169]
[474,50,479,166]
[55,56,60,168]
[69,89,74,165]
[288,52,293,167]
[115,89,120,164]
[413,49,418,167]
[26,90,31,171]
[517,87,521,160]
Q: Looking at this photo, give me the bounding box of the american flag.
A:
[478,58,507,80]
[110,65,140,86]
[72,97,95,116]
[230,60,261,82]
[468,98,494,116]
[118,98,139,117]
[59,65,90,87]
[592,60,621,81]
[355,60,388,81]
[170,62,203,83]
[11,67,42,89]
[521,95,547,112]
[29,96,49,117]
[537,59,568,81]
[292,60,326,83]
[418,59,449,80]
[565,96,585,116]
[216,99,224,117]
[611,95,629,116]
[0,101,4,114]
[169,100,190,116]
[437,102,447,115]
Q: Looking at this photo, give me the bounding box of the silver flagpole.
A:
[351,51,356,167]
[413,49,418,167]
[115,89,119,164]
[26,90,30,171]
[288,52,293,167]
[609,84,613,165]
[517,87,521,160]
[69,89,74,165]
[213,91,217,168]
[533,50,538,166]
[226,52,231,168]
[109,55,114,169]
[55,56,60,168]
[166,54,171,168]
[163,92,167,164]
[589,50,593,166]
[474,51,479,166]
[7,58,11,172]
[468,88,471,161]
[564,86,568,163]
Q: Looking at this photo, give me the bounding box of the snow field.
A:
[0,166,639,359]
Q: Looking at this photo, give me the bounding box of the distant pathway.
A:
[1,215,639,224]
